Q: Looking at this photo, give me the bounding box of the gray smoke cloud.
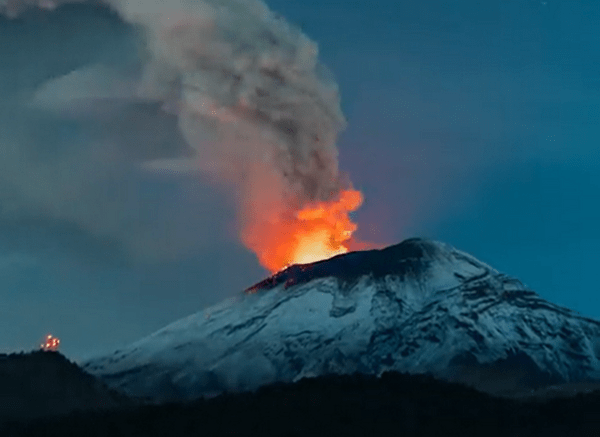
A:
[0,0,350,265]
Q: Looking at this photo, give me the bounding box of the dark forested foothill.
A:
[0,350,136,424]
[2,355,600,437]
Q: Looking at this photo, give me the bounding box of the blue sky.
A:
[0,0,598,360]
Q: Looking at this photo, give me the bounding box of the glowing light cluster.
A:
[248,189,363,273]
[40,334,60,351]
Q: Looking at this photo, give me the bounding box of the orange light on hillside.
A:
[40,334,60,351]
[244,189,363,273]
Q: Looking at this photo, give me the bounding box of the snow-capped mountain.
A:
[82,238,600,401]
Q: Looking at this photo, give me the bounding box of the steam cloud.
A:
[0,0,352,264]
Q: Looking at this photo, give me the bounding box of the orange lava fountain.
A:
[246,189,363,273]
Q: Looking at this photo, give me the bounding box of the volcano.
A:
[82,238,600,402]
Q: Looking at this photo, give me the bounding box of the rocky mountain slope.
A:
[83,238,600,401]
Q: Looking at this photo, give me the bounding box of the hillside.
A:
[0,350,137,423]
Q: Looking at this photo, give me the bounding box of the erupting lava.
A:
[245,189,363,273]
[40,334,60,351]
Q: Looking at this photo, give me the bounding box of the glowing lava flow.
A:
[247,189,363,273]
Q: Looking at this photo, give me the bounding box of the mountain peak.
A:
[83,238,600,402]
[245,237,469,294]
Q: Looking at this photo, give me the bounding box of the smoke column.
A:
[1,0,361,271]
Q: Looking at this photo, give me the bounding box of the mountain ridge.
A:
[245,238,497,293]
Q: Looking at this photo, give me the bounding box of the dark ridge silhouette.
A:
[0,350,138,424]
[3,369,600,437]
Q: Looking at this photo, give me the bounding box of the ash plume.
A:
[0,0,353,264]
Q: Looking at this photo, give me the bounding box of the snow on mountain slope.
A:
[82,238,600,401]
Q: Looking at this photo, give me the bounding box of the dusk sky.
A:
[0,0,598,361]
